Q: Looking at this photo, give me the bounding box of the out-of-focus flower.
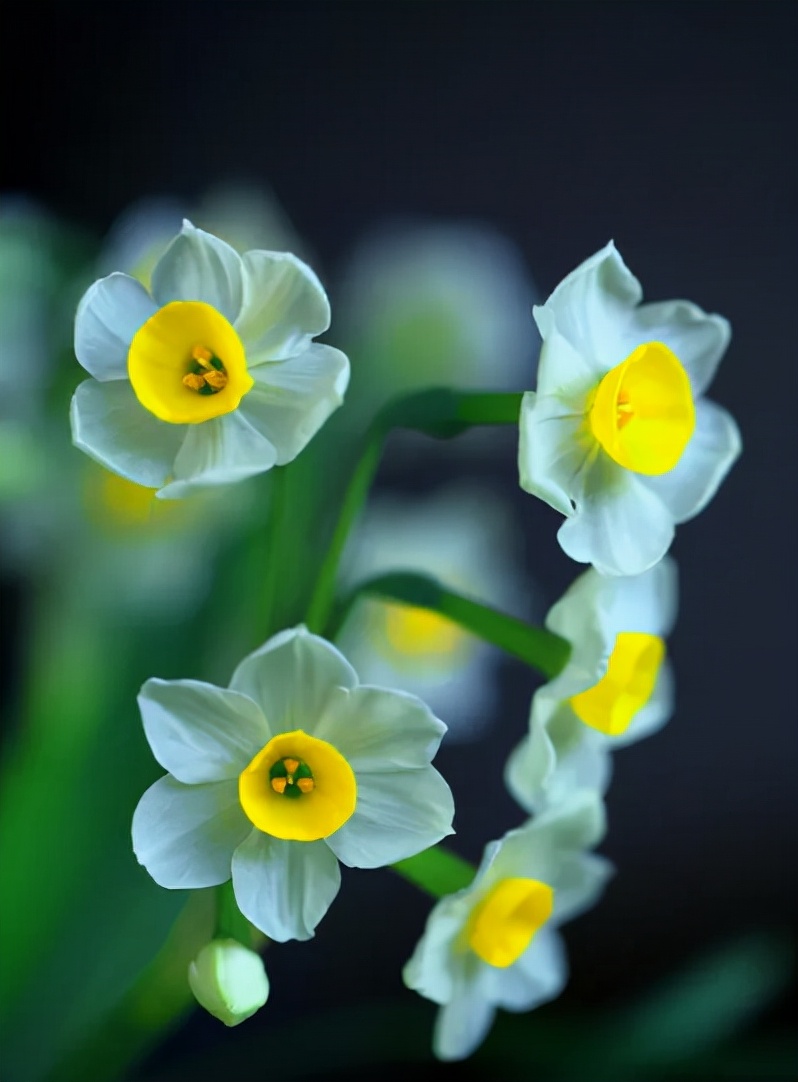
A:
[339,486,526,742]
[100,184,304,287]
[188,938,269,1026]
[133,627,454,942]
[338,220,537,406]
[506,559,677,813]
[0,200,82,423]
[71,222,349,498]
[519,242,741,575]
[403,792,611,1061]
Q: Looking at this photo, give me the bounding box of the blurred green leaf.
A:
[335,571,571,679]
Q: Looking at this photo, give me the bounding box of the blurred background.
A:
[1,3,795,1080]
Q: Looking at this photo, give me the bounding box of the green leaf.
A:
[335,571,571,680]
[393,845,476,898]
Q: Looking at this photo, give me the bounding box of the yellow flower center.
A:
[381,601,467,662]
[589,341,695,475]
[466,878,554,968]
[127,301,254,424]
[569,632,665,737]
[238,730,357,842]
[82,464,186,530]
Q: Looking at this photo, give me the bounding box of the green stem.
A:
[215,881,253,948]
[305,389,522,635]
[393,846,476,897]
[333,571,571,681]
[260,463,292,639]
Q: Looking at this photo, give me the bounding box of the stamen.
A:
[202,370,227,390]
[283,759,300,776]
[182,373,207,391]
[271,777,287,794]
[192,344,214,366]
[296,777,315,793]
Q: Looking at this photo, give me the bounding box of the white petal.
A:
[151,221,244,324]
[504,708,558,814]
[231,831,341,941]
[70,378,184,487]
[534,241,642,383]
[138,678,270,784]
[157,411,277,499]
[518,389,596,517]
[433,975,496,1062]
[74,273,157,381]
[238,344,350,466]
[549,852,613,925]
[235,250,331,362]
[229,627,357,735]
[487,927,567,1010]
[640,399,741,524]
[625,300,730,397]
[402,894,472,1005]
[489,791,607,887]
[312,685,446,773]
[613,660,674,748]
[132,776,250,889]
[558,457,675,576]
[506,699,612,814]
[326,766,454,868]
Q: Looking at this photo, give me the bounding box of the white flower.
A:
[188,939,269,1026]
[132,627,454,942]
[338,220,537,405]
[338,485,527,742]
[403,791,611,1061]
[99,184,303,287]
[71,221,349,498]
[506,559,677,814]
[519,242,741,575]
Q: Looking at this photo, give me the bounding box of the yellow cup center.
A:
[569,631,665,737]
[380,601,467,663]
[466,877,554,968]
[589,341,695,475]
[238,730,357,842]
[127,300,253,425]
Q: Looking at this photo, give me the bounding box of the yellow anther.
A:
[296,777,315,794]
[270,777,287,795]
[283,759,300,776]
[202,369,228,390]
[182,373,207,391]
[192,344,214,366]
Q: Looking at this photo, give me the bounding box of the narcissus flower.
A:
[403,792,611,1061]
[71,221,349,498]
[339,486,523,741]
[188,939,269,1026]
[519,242,741,575]
[338,220,536,407]
[506,559,677,813]
[132,627,454,942]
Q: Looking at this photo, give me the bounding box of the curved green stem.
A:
[305,389,522,635]
[333,571,571,681]
[393,846,476,897]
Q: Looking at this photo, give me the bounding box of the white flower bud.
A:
[188,938,269,1026]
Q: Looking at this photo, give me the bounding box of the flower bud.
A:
[188,938,269,1026]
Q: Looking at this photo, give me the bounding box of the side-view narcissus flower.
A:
[519,242,741,575]
[506,558,677,813]
[403,791,611,1061]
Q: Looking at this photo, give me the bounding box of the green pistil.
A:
[269,757,314,799]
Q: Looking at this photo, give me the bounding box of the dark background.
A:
[3,2,796,1079]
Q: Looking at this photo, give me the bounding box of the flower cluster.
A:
[65,226,739,1055]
